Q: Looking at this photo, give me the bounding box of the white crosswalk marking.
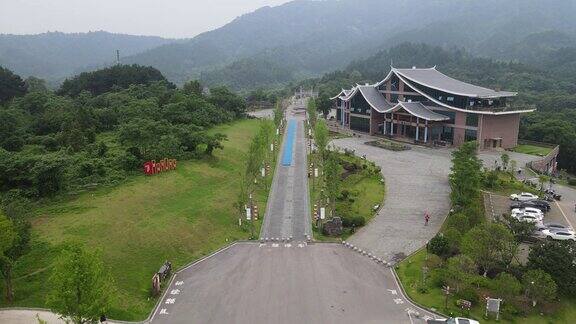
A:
[272,243,279,248]
[159,309,169,315]
[393,298,404,304]
[170,289,180,295]
[165,298,176,304]
[175,281,184,286]
[285,243,292,247]
[259,243,266,247]
[387,289,398,295]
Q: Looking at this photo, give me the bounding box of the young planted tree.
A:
[0,213,16,302]
[493,272,522,302]
[314,120,329,159]
[323,152,341,217]
[273,101,283,129]
[500,153,510,171]
[47,245,112,324]
[0,210,30,303]
[444,254,476,293]
[307,98,318,128]
[523,270,557,307]
[450,142,483,208]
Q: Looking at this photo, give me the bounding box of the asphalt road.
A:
[150,243,438,324]
[260,100,312,241]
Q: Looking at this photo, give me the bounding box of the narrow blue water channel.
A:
[281,120,297,166]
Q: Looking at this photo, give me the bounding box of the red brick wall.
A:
[480,113,520,149]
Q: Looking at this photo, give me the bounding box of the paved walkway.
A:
[332,137,452,262]
[260,100,312,241]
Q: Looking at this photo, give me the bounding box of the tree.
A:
[25,76,48,93]
[500,153,510,171]
[47,245,112,324]
[0,66,27,103]
[205,133,228,155]
[323,152,341,217]
[316,94,332,118]
[0,213,16,302]
[444,255,476,293]
[58,64,173,97]
[461,223,516,276]
[307,98,318,127]
[492,272,522,301]
[528,240,576,296]
[314,120,329,158]
[428,234,450,259]
[273,101,283,129]
[449,142,483,208]
[523,270,557,307]
[182,80,203,96]
[0,201,30,304]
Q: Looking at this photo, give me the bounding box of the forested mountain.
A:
[124,0,576,89]
[0,31,172,84]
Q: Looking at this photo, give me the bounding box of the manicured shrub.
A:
[427,234,450,258]
[342,216,365,227]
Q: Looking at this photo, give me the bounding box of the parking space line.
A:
[555,200,575,229]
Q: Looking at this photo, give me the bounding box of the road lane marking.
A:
[393,298,404,304]
[165,298,176,304]
[170,289,180,295]
[272,243,279,248]
[175,281,184,286]
[159,309,169,315]
[387,289,398,295]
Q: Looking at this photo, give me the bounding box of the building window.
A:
[351,107,355,112]
[447,96,454,102]
[438,96,443,101]
[465,129,477,142]
[469,101,475,106]
[350,116,370,133]
[466,114,479,127]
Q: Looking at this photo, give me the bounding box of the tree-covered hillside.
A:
[0,31,172,83]
[0,66,245,200]
[125,0,576,88]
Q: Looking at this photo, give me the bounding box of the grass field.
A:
[513,144,553,157]
[397,249,576,324]
[0,119,270,321]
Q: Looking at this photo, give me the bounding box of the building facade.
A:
[333,67,535,149]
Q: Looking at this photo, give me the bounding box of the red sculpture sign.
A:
[144,159,177,176]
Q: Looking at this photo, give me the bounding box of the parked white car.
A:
[542,229,576,241]
[510,192,539,201]
[512,210,543,221]
[516,215,544,225]
[545,223,576,235]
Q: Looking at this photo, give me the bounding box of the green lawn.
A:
[513,144,553,157]
[397,249,576,324]
[0,119,271,321]
[310,151,385,241]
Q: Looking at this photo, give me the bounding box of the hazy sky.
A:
[0,0,293,38]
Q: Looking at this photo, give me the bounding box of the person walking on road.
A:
[424,212,430,226]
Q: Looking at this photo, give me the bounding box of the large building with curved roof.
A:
[333,67,535,149]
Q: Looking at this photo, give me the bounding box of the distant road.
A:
[260,99,312,241]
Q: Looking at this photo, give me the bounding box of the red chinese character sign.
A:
[144,159,177,176]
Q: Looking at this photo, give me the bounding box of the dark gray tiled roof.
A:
[394,68,517,98]
[394,102,450,121]
[357,85,394,112]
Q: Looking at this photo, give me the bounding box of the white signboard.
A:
[270,143,274,152]
[276,129,279,135]
[320,207,326,220]
[308,129,312,136]
[261,168,266,177]
[314,168,319,178]
[246,207,251,220]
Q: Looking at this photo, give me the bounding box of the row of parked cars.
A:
[509,192,575,241]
